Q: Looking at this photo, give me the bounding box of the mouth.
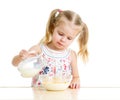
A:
[57,42,64,47]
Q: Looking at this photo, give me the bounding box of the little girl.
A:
[12,9,89,89]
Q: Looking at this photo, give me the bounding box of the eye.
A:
[67,37,72,40]
[58,32,64,36]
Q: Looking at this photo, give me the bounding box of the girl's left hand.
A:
[69,77,80,89]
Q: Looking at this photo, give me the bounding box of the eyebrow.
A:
[58,30,75,39]
[57,25,77,38]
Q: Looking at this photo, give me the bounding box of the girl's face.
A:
[49,22,80,51]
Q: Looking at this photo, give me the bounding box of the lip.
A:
[57,42,64,47]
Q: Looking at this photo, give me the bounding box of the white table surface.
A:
[0,87,120,100]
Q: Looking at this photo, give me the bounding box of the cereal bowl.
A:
[42,81,71,91]
[41,75,72,91]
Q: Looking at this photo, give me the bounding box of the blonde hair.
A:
[39,9,89,62]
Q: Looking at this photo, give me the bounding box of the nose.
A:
[61,36,66,42]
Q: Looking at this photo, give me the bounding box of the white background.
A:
[0,0,120,87]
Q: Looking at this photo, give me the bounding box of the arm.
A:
[69,50,80,89]
[12,44,41,67]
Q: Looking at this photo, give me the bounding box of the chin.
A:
[57,47,66,51]
[54,43,66,50]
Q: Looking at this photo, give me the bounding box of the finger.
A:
[28,50,36,54]
[19,50,26,56]
[75,84,79,89]
[73,83,77,89]
[70,83,75,89]
[28,53,37,57]
[28,51,37,57]
[19,50,29,59]
[76,83,81,89]
[78,84,80,88]
[69,83,72,88]
[72,83,79,89]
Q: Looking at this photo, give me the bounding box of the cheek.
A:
[66,40,73,46]
[52,34,59,42]
[53,33,61,40]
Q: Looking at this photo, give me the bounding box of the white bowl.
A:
[42,82,71,91]
[41,75,72,91]
[18,56,41,78]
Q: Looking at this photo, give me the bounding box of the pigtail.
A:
[78,23,89,62]
[39,9,59,44]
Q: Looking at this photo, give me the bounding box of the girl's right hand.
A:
[19,50,36,60]
[19,50,29,60]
